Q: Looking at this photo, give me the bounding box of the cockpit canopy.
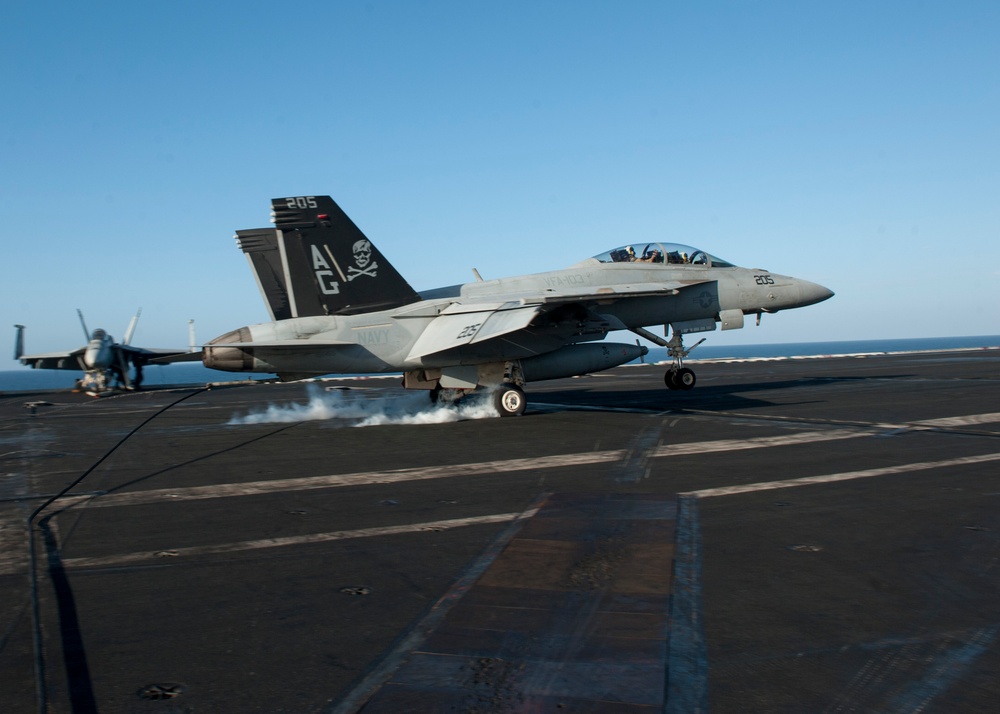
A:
[592,242,734,268]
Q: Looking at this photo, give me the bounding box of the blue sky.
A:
[3,1,998,361]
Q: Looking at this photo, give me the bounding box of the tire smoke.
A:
[228,383,498,427]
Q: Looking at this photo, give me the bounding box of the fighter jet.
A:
[15,309,192,393]
[203,195,833,416]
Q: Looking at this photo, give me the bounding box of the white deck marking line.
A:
[683,452,1000,498]
[62,511,532,570]
[651,429,863,457]
[72,452,624,508]
[64,431,866,509]
[914,412,1000,428]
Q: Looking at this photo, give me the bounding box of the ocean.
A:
[2,335,998,393]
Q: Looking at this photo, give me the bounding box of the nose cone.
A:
[84,340,111,369]
[798,280,835,307]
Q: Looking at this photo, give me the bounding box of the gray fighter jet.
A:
[15,309,192,393]
[203,195,833,415]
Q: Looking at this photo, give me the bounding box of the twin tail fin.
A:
[237,196,419,319]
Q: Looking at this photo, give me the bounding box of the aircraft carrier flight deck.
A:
[2,348,999,713]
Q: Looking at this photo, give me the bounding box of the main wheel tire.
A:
[493,383,526,417]
[664,370,680,390]
[676,367,696,390]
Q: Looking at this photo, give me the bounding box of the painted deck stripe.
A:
[68,429,870,510]
[666,494,709,713]
[915,411,1000,428]
[651,429,862,457]
[335,493,680,712]
[61,512,527,570]
[888,626,999,712]
[71,452,623,508]
[683,451,1000,499]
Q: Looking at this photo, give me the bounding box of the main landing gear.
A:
[428,382,527,417]
[492,383,526,417]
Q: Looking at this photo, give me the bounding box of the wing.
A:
[402,280,707,362]
[18,348,86,371]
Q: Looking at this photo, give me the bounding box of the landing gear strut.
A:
[632,327,705,392]
[665,331,702,390]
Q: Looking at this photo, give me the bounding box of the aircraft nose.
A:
[798,280,834,307]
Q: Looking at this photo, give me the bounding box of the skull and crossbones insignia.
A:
[347,239,378,280]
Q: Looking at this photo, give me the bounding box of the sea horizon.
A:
[3,334,998,394]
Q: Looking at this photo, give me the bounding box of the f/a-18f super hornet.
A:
[15,309,192,393]
[202,195,834,416]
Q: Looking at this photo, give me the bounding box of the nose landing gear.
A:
[632,327,705,392]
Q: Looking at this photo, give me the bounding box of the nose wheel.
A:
[665,366,696,390]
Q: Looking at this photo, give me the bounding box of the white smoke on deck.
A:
[228,383,498,427]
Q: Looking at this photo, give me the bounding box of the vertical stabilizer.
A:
[268,196,419,317]
[123,308,142,345]
[77,309,90,340]
[235,228,293,321]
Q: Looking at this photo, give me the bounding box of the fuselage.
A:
[83,330,115,370]
[203,247,833,377]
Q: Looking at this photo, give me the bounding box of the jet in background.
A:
[15,309,193,394]
[203,195,833,416]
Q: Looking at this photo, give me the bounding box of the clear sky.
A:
[3,1,998,362]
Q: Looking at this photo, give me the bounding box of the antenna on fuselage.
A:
[472,268,484,282]
[188,319,196,352]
